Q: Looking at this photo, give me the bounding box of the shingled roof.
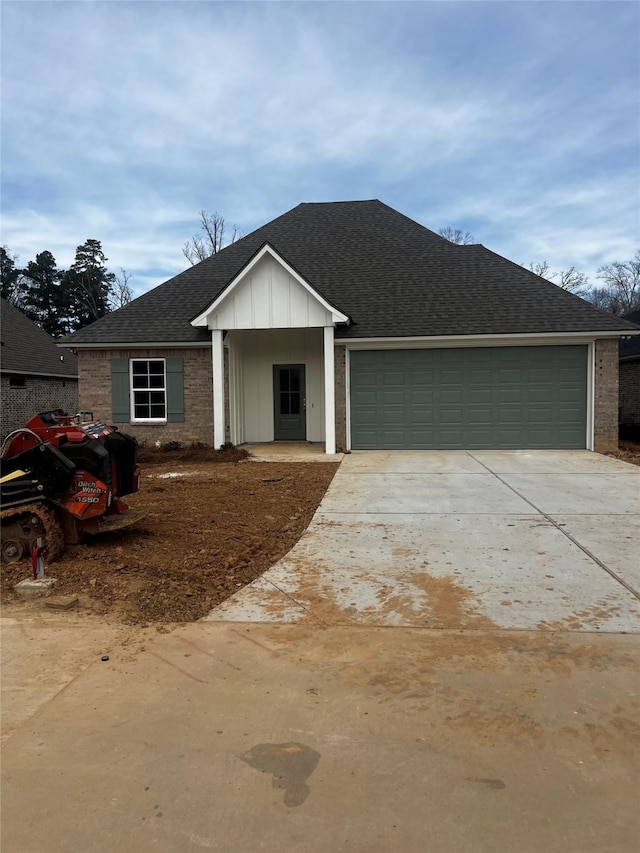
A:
[1,298,78,378]
[64,200,639,345]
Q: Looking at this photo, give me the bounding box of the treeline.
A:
[0,240,132,337]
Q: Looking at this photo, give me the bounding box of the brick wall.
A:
[593,339,619,452]
[1,375,79,440]
[78,348,214,446]
[619,360,640,425]
[334,344,347,452]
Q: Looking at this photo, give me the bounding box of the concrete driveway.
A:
[206,450,640,632]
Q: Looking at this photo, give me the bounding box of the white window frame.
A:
[129,358,167,423]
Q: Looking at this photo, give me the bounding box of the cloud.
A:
[1,0,638,297]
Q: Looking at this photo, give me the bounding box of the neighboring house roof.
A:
[620,310,640,360]
[1,298,78,378]
[63,200,640,345]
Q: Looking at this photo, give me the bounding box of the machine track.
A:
[0,503,65,564]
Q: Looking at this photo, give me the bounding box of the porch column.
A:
[323,325,336,454]
[212,329,225,448]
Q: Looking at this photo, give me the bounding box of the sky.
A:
[1,0,638,298]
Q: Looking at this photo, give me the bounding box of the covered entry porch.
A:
[223,327,338,452]
[189,243,348,455]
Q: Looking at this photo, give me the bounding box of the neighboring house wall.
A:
[78,347,213,445]
[1,375,78,439]
[619,360,640,425]
[594,338,619,452]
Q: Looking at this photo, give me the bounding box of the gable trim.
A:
[190,243,349,328]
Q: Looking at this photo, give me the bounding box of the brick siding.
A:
[75,339,621,453]
[619,359,640,425]
[78,348,213,446]
[593,339,619,452]
[1,375,79,440]
[334,344,347,452]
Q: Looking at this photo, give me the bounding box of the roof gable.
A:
[191,243,349,329]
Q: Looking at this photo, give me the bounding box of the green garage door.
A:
[350,346,588,450]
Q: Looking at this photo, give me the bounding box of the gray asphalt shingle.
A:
[1,298,78,378]
[64,200,640,344]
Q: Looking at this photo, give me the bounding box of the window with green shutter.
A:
[110,357,184,423]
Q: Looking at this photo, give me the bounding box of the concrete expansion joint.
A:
[466,452,640,602]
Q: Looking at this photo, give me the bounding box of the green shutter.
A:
[111,359,130,422]
[166,357,184,422]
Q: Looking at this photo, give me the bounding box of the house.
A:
[1,297,78,440]
[62,200,640,454]
[619,309,640,440]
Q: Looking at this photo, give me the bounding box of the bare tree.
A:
[438,226,475,245]
[182,210,241,265]
[527,261,590,299]
[110,268,133,310]
[587,251,640,315]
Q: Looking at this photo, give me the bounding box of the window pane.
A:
[280,392,290,415]
[131,360,166,419]
[279,369,289,392]
[290,371,300,392]
[291,394,300,415]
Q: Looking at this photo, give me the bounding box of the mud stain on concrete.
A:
[465,776,506,789]
[240,742,320,807]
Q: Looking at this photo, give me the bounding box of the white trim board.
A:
[340,333,615,350]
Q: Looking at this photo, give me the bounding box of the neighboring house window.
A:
[130,359,167,421]
[110,357,184,424]
[9,375,26,388]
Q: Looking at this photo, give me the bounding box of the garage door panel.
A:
[440,408,465,425]
[409,389,435,405]
[409,409,435,425]
[381,390,405,406]
[469,388,492,404]
[350,346,588,450]
[440,388,464,404]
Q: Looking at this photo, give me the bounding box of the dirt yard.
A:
[1,449,338,624]
[605,439,640,467]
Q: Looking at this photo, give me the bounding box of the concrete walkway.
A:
[206,451,640,632]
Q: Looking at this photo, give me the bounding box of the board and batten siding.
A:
[209,255,335,330]
[227,328,325,443]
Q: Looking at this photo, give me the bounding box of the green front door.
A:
[350,346,588,450]
[273,364,306,441]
